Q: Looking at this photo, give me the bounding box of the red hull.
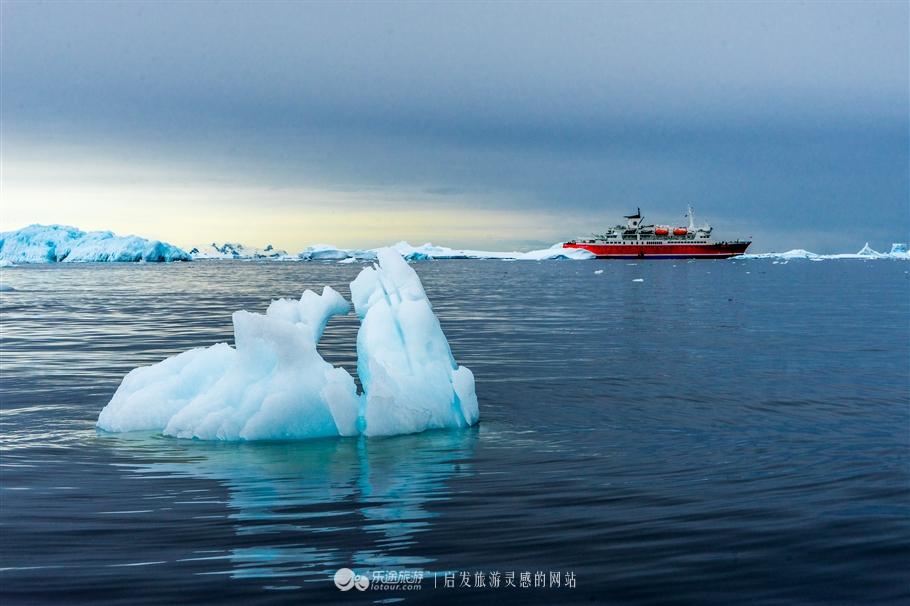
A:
[563,241,750,259]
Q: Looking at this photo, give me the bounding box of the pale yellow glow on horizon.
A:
[1,175,585,252]
[0,139,593,251]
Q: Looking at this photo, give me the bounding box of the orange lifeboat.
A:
[673,227,688,236]
[654,227,669,235]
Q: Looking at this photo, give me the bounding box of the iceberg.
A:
[517,242,596,261]
[296,244,381,261]
[740,243,909,261]
[739,249,819,260]
[97,287,362,439]
[190,242,292,260]
[188,239,594,262]
[97,248,478,440]
[388,240,594,261]
[854,243,886,258]
[0,224,191,263]
[351,248,479,436]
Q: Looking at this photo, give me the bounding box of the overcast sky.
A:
[2,1,907,252]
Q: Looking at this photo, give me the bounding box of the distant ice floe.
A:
[299,244,378,261]
[387,240,594,261]
[0,224,190,263]
[740,243,909,261]
[97,248,479,441]
[191,240,595,262]
[190,242,293,260]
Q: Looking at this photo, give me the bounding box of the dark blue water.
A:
[2,259,908,604]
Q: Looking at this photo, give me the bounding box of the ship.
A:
[563,206,750,259]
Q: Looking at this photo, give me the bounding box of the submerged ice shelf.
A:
[96,248,479,440]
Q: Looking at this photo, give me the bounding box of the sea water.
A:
[1,259,908,604]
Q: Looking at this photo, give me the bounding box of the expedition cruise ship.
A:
[563,207,750,259]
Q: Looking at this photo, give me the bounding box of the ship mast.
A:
[687,205,695,231]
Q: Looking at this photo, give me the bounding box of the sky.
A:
[1,1,907,253]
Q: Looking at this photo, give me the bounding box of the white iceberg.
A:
[389,240,594,261]
[97,287,362,440]
[297,244,379,261]
[517,242,596,261]
[188,239,594,262]
[854,243,886,258]
[740,243,909,261]
[297,243,354,261]
[97,248,478,441]
[0,224,191,263]
[190,242,292,260]
[740,248,819,260]
[190,240,595,263]
[351,249,479,436]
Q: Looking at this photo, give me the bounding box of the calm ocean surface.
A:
[1,259,908,605]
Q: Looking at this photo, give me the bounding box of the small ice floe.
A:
[632,278,644,282]
[594,269,604,275]
[97,248,478,440]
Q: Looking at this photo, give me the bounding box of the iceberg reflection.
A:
[101,430,477,585]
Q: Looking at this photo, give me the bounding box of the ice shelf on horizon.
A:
[2,224,907,264]
[738,243,909,261]
[189,242,291,260]
[195,240,597,262]
[96,248,479,440]
[191,240,910,262]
